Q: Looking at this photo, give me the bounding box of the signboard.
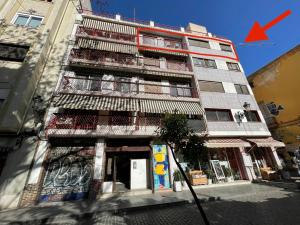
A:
[152,145,170,190]
[210,160,225,180]
[242,153,253,167]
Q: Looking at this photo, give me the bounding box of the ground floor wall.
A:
[0,137,38,210]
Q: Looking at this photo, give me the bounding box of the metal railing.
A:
[59,76,198,98]
[76,26,136,42]
[69,49,192,72]
[141,35,187,49]
[47,114,162,131]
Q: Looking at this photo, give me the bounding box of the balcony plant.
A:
[204,169,214,185]
[173,170,184,192]
[223,167,234,182]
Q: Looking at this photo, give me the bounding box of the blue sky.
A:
[91,0,300,76]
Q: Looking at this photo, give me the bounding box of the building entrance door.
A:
[131,159,147,189]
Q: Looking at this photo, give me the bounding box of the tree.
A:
[158,111,210,225]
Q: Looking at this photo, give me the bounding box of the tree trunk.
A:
[169,145,210,225]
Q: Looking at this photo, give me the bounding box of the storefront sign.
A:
[152,145,170,190]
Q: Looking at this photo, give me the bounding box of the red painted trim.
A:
[136,27,239,61]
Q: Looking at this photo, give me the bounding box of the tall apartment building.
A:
[0,0,90,210]
[0,5,285,209]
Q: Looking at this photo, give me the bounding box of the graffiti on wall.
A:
[39,147,95,202]
[152,145,170,190]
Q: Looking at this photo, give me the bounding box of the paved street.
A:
[1,183,300,225]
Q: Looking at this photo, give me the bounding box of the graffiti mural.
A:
[152,145,170,190]
[39,147,95,202]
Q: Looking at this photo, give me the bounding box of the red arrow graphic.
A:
[245,9,292,43]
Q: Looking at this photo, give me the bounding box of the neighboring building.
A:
[0,4,285,210]
[248,45,300,160]
[0,0,90,210]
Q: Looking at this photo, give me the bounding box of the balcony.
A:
[46,114,206,137]
[46,114,161,137]
[76,26,136,43]
[69,49,192,73]
[141,34,186,50]
[58,76,198,99]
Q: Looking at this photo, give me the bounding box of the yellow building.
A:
[248,45,300,153]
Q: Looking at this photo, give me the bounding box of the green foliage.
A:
[223,167,233,177]
[157,110,208,170]
[204,169,214,179]
[173,170,184,182]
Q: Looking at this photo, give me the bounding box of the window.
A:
[188,39,210,48]
[193,58,217,69]
[0,43,29,62]
[227,62,240,71]
[220,43,232,52]
[13,13,43,28]
[199,81,224,93]
[170,83,192,97]
[205,109,233,121]
[234,84,249,95]
[245,110,260,122]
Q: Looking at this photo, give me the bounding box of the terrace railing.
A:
[69,49,192,72]
[76,27,136,43]
[59,76,198,98]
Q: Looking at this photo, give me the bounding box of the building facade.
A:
[0,0,90,210]
[248,45,300,163]
[0,3,285,210]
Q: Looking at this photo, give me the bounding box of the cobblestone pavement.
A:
[2,183,300,225]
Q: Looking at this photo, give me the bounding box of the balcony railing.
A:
[76,27,136,42]
[141,35,186,50]
[47,114,162,131]
[69,49,192,72]
[59,76,198,98]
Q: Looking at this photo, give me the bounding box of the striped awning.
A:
[205,139,251,148]
[140,99,203,115]
[141,70,193,78]
[139,47,188,57]
[82,18,136,35]
[247,137,285,148]
[78,38,138,54]
[53,94,139,111]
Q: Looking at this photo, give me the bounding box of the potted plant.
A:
[204,169,214,185]
[224,167,234,182]
[173,170,184,192]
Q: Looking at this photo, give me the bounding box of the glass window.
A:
[0,43,29,62]
[189,39,210,48]
[234,84,249,95]
[245,111,260,122]
[170,83,191,97]
[13,13,43,28]
[220,43,232,52]
[227,62,240,71]
[194,58,217,69]
[199,81,224,93]
[14,15,29,26]
[205,109,232,121]
[28,17,43,28]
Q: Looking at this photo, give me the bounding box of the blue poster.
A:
[152,145,170,190]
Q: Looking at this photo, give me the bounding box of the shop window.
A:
[227,62,240,72]
[0,43,29,62]
[199,80,224,93]
[13,13,43,28]
[245,110,261,122]
[220,43,232,52]
[193,58,217,69]
[188,39,210,49]
[205,109,233,121]
[234,84,249,95]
